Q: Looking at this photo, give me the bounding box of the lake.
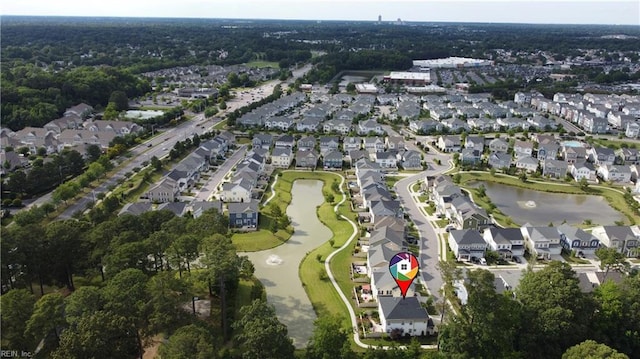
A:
[245,180,332,348]
[472,181,624,226]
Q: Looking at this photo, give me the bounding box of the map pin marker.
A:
[389,252,419,299]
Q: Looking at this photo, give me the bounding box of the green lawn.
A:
[232,229,290,252]
[384,176,402,188]
[244,60,280,69]
[435,219,449,228]
[213,119,227,129]
[589,137,638,150]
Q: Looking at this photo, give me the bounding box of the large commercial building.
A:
[413,57,494,69]
[383,72,431,86]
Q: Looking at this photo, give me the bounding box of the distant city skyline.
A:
[2,0,639,26]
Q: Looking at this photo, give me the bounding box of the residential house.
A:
[515,156,539,173]
[252,133,273,150]
[448,197,492,230]
[295,150,319,168]
[296,117,321,132]
[448,229,488,261]
[488,138,509,153]
[537,143,560,161]
[358,119,384,135]
[487,152,512,170]
[385,136,405,151]
[520,225,562,260]
[464,136,485,152]
[191,201,224,219]
[589,147,616,166]
[323,119,351,135]
[616,148,639,165]
[296,136,316,151]
[557,224,600,256]
[319,136,340,154]
[625,122,640,139]
[84,120,141,136]
[274,134,295,148]
[437,135,461,153]
[543,159,569,179]
[597,164,632,183]
[228,200,259,230]
[144,178,179,203]
[484,227,526,259]
[44,116,84,133]
[65,103,93,119]
[271,147,293,168]
[363,137,385,153]
[374,151,398,169]
[343,137,362,152]
[460,148,482,165]
[118,202,153,216]
[409,119,442,134]
[156,202,188,217]
[591,226,639,257]
[378,297,435,337]
[323,150,344,170]
[563,145,587,163]
[570,161,596,181]
[369,199,403,224]
[513,140,534,159]
[0,151,28,175]
[401,150,422,170]
[220,179,253,203]
[264,116,293,131]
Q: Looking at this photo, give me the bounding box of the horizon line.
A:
[1,14,639,27]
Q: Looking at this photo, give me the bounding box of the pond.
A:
[471,181,625,226]
[245,180,332,348]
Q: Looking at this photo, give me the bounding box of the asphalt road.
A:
[191,145,247,202]
[385,126,454,303]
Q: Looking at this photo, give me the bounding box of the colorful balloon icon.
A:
[388,252,419,298]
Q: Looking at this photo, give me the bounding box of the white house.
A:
[378,296,435,337]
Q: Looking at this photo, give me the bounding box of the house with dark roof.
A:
[521,225,563,260]
[271,147,293,168]
[570,161,597,182]
[144,178,179,203]
[221,179,252,203]
[558,224,600,256]
[543,159,568,179]
[295,150,319,168]
[319,136,340,154]
[118,202,153,216]
[591,226,639,257]
[488,152,512,170]
[483,227,526,259]
[157,202,188,217]
[378,297,435,337]
[192,201,223,219]
[460,148,482,165]
[252,133,273,150]
[488,138,509,153]
[322,150,343,170]
[588,147,616,166]
[343,136,362,152]
[296,136,316,151]
[437,135,461,153]
[449,197,491,230]
[464,136,485,152]
[228,200,259,230]
[401,150,422,170]
[274,134,295,148]
[374,151,398,169]
[448,229,488,261]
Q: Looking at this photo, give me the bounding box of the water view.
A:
[474,181,625,226]
[244,180,332,348]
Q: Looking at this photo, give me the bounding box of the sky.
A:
[2,0,639,25]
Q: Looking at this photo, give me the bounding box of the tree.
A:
[45,220,91,290]
[52,181,80,204]
[595,247,628,279]
[0,289,37,350]
[52,311,140,359]
[518,171,528,182]
[64,286,105,326]
[145,271,191,335]
[233,299,295,359]
[562,340,629,359]
[346,82,356,93]
[86,144,102,163]
[109,90,129,111]
[516,261,593,358]
[103,102,120,120]
[579,177,589,191]
[306,315,355,359]
[159,324,217,359]
[439,270,521,359]
[187,208,228,237]
[25,293,66,344]
[200,234,240,339]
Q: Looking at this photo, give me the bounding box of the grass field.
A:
[244,60,280,69]
[232,228,290,252]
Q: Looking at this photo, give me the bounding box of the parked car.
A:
[479,258,487,265]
